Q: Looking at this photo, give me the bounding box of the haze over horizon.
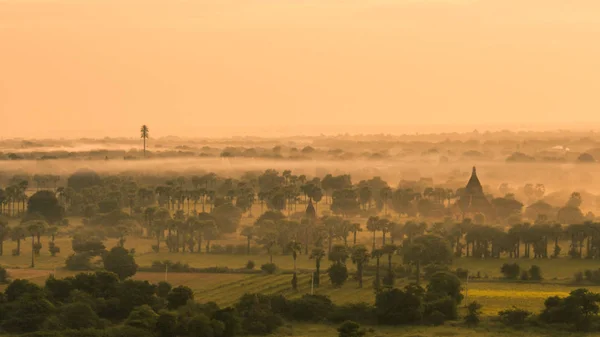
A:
[2,0,599,138]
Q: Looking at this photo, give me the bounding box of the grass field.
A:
[270,323,600,337]
[5,215,600,336]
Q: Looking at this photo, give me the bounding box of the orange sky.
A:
[1,0,599,138]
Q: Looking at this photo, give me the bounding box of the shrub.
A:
[498,307,531,326]
[337,320,365,337]
[426,271,463,304]
[424,296,458,320]
[59,302,102,329]
[49,242,60,256]
[375,285,424,325]
[103,246,138,280]
[427,310,446,326]
[33,243,42,255]
[0,266,10,284]
[465,301,482,325]
[540,288,600,331]
[260,263,277,274]
[328,263,349,287]
[520,270,529,281]
[288,294,334,322]
[500,263,520,279]
[124,305,159,330]
[529,265,542,281]
[236,295,284,335]
[66,253,94,271]
[156,281,172,299]
[328,302,375,324]
[455,268,469,279]
[167,286,194,310]
[246,260,255,270]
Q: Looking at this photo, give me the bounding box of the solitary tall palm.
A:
[310,248,326,288]
[140,125,149,158]
[287,240,302,290]
[25,220,46,268]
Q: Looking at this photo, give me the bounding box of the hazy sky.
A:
[1,0,600,138]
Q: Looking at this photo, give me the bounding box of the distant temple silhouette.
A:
[458,166,492,218]
[305,199,316,220]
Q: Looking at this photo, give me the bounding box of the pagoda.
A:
[305,199,316,220]
[458,166,492,218]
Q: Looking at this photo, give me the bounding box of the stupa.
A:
[458,166,492,218]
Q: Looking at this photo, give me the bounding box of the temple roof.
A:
[305,199,316,219]
[465,166,484,195]
[458,166,491,215]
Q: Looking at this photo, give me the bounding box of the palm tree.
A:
[203,220,219,253]
[366,216,380,251]
[241,226,255,255]
[351,223,362,245]
[405,242,425,285]
[371,248,383,291]
[143,207,157,237]
[310,248,326,287]
[351,245,370,288]
[140,125,149,158]
[153,208,171,252]
[382,244,398,287]
[11,226,25,256]
[25,220,46,268]
[0,218,10,256]
[287,240,302,290]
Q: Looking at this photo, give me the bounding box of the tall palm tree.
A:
[153,208,171,252]
[366,216,380,251]
[241,226,255,255]
[310,248,326,287]
[25,220,47,268]
[371,248,384,291]
[11,226,25,256]
[203,220,219,253]
[287,240,302,290]
[382,244,398,287]
[351,223,362,245]
[351,245,370,288]
[0,218,10,256]
[140,125,149,158]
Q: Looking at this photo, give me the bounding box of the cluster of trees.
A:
[0,169,565,224]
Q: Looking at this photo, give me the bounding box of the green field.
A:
[5,216,600,335]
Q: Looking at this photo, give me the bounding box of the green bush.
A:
[427,310,445,326]
[328,302,375,324]
[498,307,531,326]
[529,265,542,281]
[0,266,10,284]
[500,263,520,279]
[246,260,255,270]
[260,263,277,274]
[375,285,424,325]
[328,263,349,287]
[288,294,334,322]
[454,268,468,279]
[66,253,93,271]
[465,301,482,326]
[424,296,458,320]
[337,320,365,337]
